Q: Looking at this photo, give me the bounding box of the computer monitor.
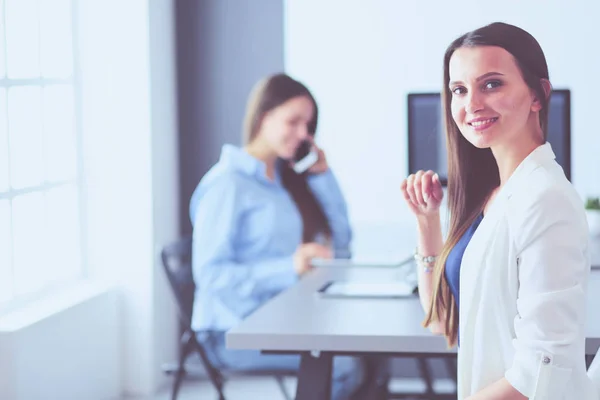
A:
[407,89,571,185]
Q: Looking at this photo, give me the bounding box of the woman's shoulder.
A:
[189,165,253,220]
[203,165,247,189]
[507,161,587,239]
[511,161,582,212]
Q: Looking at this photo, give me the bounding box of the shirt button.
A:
[542,356,551,365]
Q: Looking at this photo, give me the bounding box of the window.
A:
[0,0,83,307]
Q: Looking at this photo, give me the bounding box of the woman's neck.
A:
[491,135,543,186]
[245,141,278,180]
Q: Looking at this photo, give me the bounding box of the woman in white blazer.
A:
[401,22,600,399]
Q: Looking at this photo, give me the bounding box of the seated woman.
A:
[189,73,368,399]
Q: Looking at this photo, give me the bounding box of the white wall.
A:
[148,0,181,391]
[78,0,156,392]
[79,0,179,396]
[285,0,600,238]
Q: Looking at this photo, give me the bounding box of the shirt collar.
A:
[501,141,557,199]
[219,144,283,184]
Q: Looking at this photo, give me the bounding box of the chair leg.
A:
[171,332,196,400]
[274,376,293,400]
[191,334,227,399]
[171,367,186,400]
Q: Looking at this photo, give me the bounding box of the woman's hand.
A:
[293,243,332,276]
[306,137,329,174]
[400,170,444,218]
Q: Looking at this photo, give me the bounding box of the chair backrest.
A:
[161,236,195,327]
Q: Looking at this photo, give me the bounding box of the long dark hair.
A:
[242,73,331,242]
[423,22,551,347]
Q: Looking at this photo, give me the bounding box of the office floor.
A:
[147,376,294,400]
[141,376,456,400]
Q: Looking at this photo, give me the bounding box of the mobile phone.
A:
[292,140,318,174]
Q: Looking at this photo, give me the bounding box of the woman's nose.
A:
[298,125,309,140]
[465,91,484,114]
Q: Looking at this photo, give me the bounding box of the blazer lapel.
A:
[459,142,556,328]
[457,191,508,396]
[459,189,508,341]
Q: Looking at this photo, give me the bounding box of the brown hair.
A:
[423,22,551,347]
[243,73,331,242]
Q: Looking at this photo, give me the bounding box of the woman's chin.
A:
[281,147,298,160]
[277,151,294,161]
[472,140,492,149]
[465,132,495,149]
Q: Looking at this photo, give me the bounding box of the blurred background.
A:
[0,0,598,399]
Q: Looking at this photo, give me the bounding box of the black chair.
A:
[161,236,295,400]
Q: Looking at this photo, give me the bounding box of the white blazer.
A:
[457,143,600,399]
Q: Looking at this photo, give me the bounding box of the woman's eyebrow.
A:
[449,72,505,87]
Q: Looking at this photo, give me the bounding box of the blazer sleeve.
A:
[307,168,353,258]
[504,187,590,399]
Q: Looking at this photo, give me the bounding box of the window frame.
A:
[0,0,87,312]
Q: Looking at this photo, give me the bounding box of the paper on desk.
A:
[321,281,415,298]
[311,255,413,268]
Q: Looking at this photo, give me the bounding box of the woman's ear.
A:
[532,79,552,112]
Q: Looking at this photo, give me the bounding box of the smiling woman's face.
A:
[256,95,314,160]
[448,45,543,150]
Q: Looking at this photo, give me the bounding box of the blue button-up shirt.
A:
[189,144,352,331]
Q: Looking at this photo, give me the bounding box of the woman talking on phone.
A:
[189,73,367,399]
[402,22,600,399]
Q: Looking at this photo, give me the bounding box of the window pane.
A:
[39,0,73,79]
[43,85,77,182]
[0,200,13,303]
[5,0,40,79]
[0,0,6,78]
[12,192,45,296]
[0,89,9,192]
[8,86,43,189]
[45,184,80,284]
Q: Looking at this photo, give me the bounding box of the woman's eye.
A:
[484,80,502,90]
[451,86,466,95]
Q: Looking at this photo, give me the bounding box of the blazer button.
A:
[542,356,551,365]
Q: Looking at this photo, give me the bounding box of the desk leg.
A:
[295,351,332,400]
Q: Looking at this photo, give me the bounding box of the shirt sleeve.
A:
[504,188,590,399]
[307,168,352,258]
[192,177,298,318]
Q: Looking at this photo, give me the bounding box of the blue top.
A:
[445,213,484,342]
[189,144,352,331]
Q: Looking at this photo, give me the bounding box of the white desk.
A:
[227,266,600,400]
[227,266,448,354]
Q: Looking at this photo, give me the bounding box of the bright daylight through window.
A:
[0,0,83,308]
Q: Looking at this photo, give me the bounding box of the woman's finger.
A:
[421,171,434,203]
[413,170,426,206]
[431,173,444,201]
[406,174,419,206]
[401,179,419,214]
